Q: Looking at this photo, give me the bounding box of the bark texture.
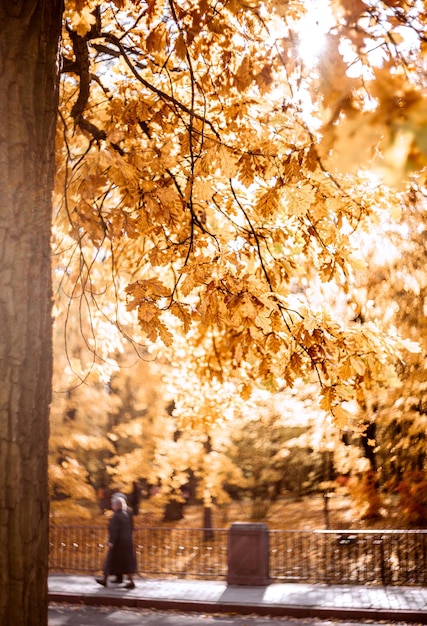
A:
[0,2,62,624]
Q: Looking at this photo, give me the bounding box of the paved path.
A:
[49,575,427,623]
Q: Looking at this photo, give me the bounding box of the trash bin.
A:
[227,522,269,585]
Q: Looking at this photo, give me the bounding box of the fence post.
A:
[227,522,269,585]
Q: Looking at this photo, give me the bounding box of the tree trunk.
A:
[0,2,62,625]
[203,506,214,541]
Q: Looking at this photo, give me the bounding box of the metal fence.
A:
[49,525,427,586]
[49,525,229,580]
[269,530,427,585]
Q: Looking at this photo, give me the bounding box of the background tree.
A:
[52,0,427,528]
[49,297,177,516]
[151,369,246,525]
[225,385,327,519]
[49,275,122,517]
[347,185,427,524]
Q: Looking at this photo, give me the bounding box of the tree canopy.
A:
[55,0,425,428]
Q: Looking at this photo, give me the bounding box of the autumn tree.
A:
[55,0,420,430]
[49,277,191,517]
[163,369,247,525]
[3,1,427,623]
[53,0,423,531]
[103,356,175,495]
[347,186,427,523]
[224,384,328,519]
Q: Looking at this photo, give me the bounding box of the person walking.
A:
[95,494,137,589]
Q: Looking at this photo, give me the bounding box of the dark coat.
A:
[104,510,137,575]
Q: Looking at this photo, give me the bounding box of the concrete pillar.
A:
[227,522,270,585]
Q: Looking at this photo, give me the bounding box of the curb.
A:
[48,592,427,624]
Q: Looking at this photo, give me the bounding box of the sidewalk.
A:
[48,574,427,623]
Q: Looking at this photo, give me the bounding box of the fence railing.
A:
[49,525,427,586]
[49,526,229,580]
[269,530,427,585]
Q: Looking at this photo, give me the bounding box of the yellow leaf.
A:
[285,184,315,217]
[255,187,280,218]
[255,64,273,95]
[304,144,319,172]
[234,56,253,92]
[332,405,353,429]
[237,153,256,186]
[146,22,168,54]
[70,6,96,37]
[350,355,366,376]
[240,382,252,400]
[175,33,187,60]
[289,351,303,376]
[170,302,193,333]
[125,278,169,306]
[215,145,239,178]
[320,386,335,411]
[283,157,301,182]
[159,323,174,347]
[338,359,352,380]
[136,301,158,322]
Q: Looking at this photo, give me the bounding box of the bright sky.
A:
[295,0,335,66]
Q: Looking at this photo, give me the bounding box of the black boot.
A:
[95,577,107,587]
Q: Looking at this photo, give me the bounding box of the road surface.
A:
[48,604,419,626]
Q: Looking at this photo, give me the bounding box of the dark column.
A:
[227,522,269,585]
